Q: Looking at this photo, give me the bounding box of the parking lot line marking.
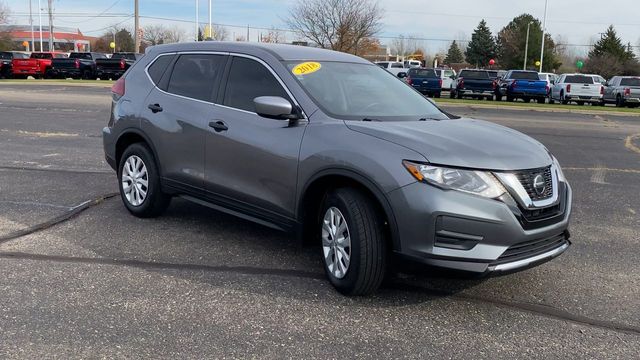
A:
[564,167,640,174]
[625,134,640,155]
[0,200,73,210]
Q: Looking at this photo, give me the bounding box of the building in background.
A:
[0,25,95,52]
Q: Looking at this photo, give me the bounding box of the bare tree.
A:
[164,26,186,44]
[285,0,383,54]
[262,28,286,43]
[211,24,228,41]
[391,34,424,57]
[143,25,166,46]
[0,1,9,24]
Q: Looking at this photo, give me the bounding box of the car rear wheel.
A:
[506,95,514,102]
[560,92,569,105]
[548,94,555,104]
[523,97,531,103]
[616,95,625,107]
[118,143,171,218]
[576,101,585,106]
[320,188,386,296]
[537,97,545,104]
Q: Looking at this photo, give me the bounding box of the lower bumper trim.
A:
[488,242,569,272]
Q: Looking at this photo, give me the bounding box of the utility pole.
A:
[539,0,548,72]
[29,0,35,52]
[523,22,532,70]
[38,0,43,51]
[134,0,140,53]
[208,0,212,37]
[47,0,54,51]
[195,0,199,41]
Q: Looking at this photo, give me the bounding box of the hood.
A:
[346,118,552,171]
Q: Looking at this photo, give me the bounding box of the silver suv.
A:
[103,42,572,295]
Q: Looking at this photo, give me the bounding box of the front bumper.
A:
[387,180,572,274]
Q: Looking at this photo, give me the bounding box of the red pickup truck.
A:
[11,52,67,79]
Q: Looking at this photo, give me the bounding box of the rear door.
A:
[141,53,228,191]
[204,55,307,221]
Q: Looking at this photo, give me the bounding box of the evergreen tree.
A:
[444,40,464,64]
[589,25,635,61]
[496,14,561,71]
[465,20,497,67]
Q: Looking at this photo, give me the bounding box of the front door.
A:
[204,56,307,221]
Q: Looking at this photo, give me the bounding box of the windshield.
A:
[31,53,53,59]
[459,70,488,79]
[511,71,539,80]
[286,61,448,121]
[0,52,12,60]
[621,78,640,86]
[408,69,437,78]
[70,53,92,60]
[565,75,594,84]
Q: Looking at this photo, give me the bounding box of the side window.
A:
[167,54,226,102]
[223,57,290,112]
[148,55,175,86]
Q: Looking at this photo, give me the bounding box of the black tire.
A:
[449,90,456,99]
[577,101,584,106]
[320,188,387,296]
[548,94,555,104]
[523,97,531,103]
[81,70,91,80]
[616,95,625,108]
[537,97,545,104]
[486,95,494,101]
[506,95,514,102]
[118,143,171,218]
[495,93,502,101]
[434,92,441,98]
[560,92,569,105]
[456,91,463,99]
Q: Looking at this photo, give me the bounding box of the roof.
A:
[146,41,369,64]
[0,25,93,42]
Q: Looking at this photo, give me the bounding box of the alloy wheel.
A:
[121,155,149,207]
[321,206,352,279]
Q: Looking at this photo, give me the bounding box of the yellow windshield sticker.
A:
[292,62,321,75]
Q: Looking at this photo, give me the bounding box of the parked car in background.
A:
[450,69,495,100]
[50,52,108,79]
[0,51,30,78]
[435,68,456,91]
[11,52,66,79]
[495,70,548,103]
[487,70,507,80]
[96,52,142,80]
[550,74,603,105]
[602,76,640,107]
[104,42,572,295]
[401,68,442,97]
[403,60,422,69]
[375,61,407,77]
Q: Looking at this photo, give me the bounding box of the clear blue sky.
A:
[4,0,640,55]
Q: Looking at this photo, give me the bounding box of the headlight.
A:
[403,160,506,199]
[552,156,566,182]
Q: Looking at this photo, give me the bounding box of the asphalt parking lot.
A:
[0,84,639,358]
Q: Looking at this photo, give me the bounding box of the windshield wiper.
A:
[362,118,383,122]
[418,117,443,121]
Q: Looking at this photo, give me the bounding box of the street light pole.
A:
[195,0,199,41]
[29,0,34,52]
[539,0,548,72]
[208,0,212,40]
[38,0,43,51]
[523,22,532,70]
[134,0,140,53]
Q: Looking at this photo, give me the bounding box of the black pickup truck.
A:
[450,69,496,100]
[96,53,142,80]
[49,52,108,79]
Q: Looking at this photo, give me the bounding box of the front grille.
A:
[493,233,567,265]
[514,166,553,201]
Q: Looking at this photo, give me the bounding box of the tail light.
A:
[566,84,571,93]
[492,80,497,89]
[439,79,443,88]
[624,88,631,97]
[120,59,126,69]
[546,85,550,93]
[407,76,412,85]
[458,77,464,89]
[111,76,125,99]
[74,59,80,69]
[511,80,517,89]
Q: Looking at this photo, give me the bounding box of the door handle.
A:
[148,103,163,113]
[209,120,228,132]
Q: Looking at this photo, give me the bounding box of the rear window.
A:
[408,69,437,77]
[376,62,388,68]
[564,75,594,84]
[510,71,539,80]
[487,71,498,78]
[0,52,12,60]
[167,54,226,102]
[31,53,53,59]
[459,70,489,79]
[69,53,92,60]
[620,78,640,86]
[147,54,175,85]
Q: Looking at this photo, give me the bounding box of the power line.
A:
[56,0,125,24]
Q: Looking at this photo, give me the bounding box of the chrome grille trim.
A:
[494,164,560,210]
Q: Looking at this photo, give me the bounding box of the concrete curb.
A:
[436,102,640,117]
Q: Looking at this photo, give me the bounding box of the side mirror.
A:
[397,72,407,79]
[254,96,298,120]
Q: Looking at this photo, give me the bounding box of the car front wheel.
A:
[118,143,171,218]
[320,188,386,295]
